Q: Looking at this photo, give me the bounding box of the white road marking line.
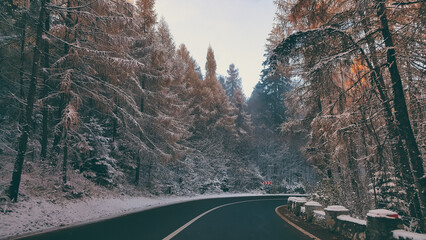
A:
[275,206,321,240]
[162,198,283,240]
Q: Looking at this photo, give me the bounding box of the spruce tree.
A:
[225,64,242,102]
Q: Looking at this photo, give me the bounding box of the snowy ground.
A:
[0,192,295,239]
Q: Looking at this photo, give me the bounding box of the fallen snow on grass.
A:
[392,230,426,240]
[0,193,298,239]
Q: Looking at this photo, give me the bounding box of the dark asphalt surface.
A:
[16,195,311,240]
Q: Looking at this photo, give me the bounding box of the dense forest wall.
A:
[0,0,312,203]
[267,0,425,231]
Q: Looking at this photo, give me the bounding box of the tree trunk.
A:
[141,80,145,113]
[360,102,381,208]
[18,11,27,123]
[347,135,363,205]
[8,0,47,202]
[363,45,419,221]
[62,128,68,186]
[112,117,117,142]
[40,100,49,160]
[140,96,144,113]
[376,0,425,228]
[358,9,409,190]
[135,153,141,186]
[146,159,152,190]
[40,0,50,160]
[405,63,423,137]
[357,13,421,220]
[50,96,64,161]
[135,81,145,185]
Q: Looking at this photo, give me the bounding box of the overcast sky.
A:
[155,0,275,97]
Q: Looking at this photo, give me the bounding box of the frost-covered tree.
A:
[270,0,425,228]
[192,46,236,136]
[225,63,242,101]
[6,0,48,201]
[136,0,156,33]
[231,89,252,139]
[265,24,285,56]
[0,0,309,203]
[218,75,226,90]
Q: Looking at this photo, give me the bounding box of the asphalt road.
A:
[17,195,311,240]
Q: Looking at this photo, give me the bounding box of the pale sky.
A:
[155,0,276,97]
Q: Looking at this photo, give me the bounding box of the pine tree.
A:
[232,89,252,137]
[218,75,226,90]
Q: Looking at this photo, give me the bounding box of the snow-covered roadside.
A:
[0,193,296,239]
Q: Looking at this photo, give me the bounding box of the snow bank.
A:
[367,209,399,219]
[324,205,349,212]
[337,215,367,226]
[0,193,298,238]
[392,230,426,240]
[0,196,163,238]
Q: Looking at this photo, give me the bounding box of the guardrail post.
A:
[305,201,322,222]
[366,209,403,240]
[324,205,350,231]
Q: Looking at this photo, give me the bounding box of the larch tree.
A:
[197,46,236,136]
[176,43,205,137]
[38,0,143,187]
[0,0,313,203]
[149,18,190,160]
[270,0,425,228]
[265,24,285,56]
[136,0,156,33]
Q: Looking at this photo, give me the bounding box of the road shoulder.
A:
[275,205,349,240]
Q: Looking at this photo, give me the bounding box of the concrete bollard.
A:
[287,197,296,210]
[293,198,307,216]
[324,205,350,231]
[336,215,367,240]
[305,201,323,222]
[287,197,307,215]
[366,209,403,240]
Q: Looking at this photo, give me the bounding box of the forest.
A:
[0,0,424,233]
[268,0,425,231]
[0,0,310,203]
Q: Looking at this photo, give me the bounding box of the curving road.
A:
[17,195,311,240]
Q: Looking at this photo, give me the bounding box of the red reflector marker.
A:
[387,213,399,219]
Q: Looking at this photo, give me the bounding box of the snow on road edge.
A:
[0,193,298,239]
